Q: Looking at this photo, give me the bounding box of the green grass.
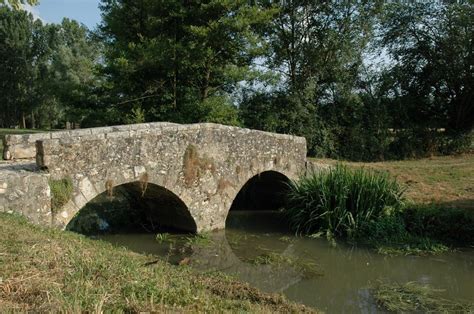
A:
[285,164,473,255]
[371,280,473,312]
[285,164,405,238]
[49,177,74,213]
[0,213,315,312]
[311,154,474,209]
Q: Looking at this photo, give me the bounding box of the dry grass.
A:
[0,213,315,313]
[311,153,474,209]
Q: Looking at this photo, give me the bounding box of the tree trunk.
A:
[21,112,26,129]
[201,64,211,101]
[30,111,35,129]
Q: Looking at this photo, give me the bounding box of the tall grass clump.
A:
[49,177,73,213]
[285,164,405,238]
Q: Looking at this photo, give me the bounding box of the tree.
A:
[379,1,473,155]
[39,18,103,128]
[0,0,39,10]
[0,6,41,128]
[242,1,382,155]
[99,0,274,124]
[0,6,102,129]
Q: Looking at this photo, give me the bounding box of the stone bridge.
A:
[0,122,307,232]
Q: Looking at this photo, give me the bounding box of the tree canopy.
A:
[0,0,39,10]
[0,0,472,160]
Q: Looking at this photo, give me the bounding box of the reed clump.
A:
[285,164,405,238]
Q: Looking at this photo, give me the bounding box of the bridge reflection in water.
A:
[98,211,307,294]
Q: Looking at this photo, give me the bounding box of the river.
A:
[96,211,474,312]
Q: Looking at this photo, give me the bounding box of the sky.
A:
[25,0,102,29]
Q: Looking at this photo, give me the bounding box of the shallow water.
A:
[97,211,474,312]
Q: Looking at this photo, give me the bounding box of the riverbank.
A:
[0,213,314,312]
[293,156,474,255]
[310,153,474,209]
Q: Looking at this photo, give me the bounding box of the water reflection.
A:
[98,211,474,312]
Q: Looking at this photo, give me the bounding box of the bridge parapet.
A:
[2,122,179,160]
[0,161,51,224]
[36,123,307,232]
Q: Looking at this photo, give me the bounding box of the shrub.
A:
[356,214,449,255]
[285,164,405,238]
[403,204,474,245]
[49,177,73,213]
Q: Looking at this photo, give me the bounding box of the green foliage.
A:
[1,1,472,161]
[185,232,212,247]
[99,0,275,124]
[377,1,474,156]
[0,7,101,129]
[403,204,474,245]
[49,177,73,213]
[356,214,449,256]
[156,232,171,244]
[124,106,146,124]
[240,91,337,157]
[0,0,38,10]
[285,165,405,237]
[0,7,39,128]
[197,96,241,126]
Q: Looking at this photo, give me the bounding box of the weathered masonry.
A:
[0,123,307,232]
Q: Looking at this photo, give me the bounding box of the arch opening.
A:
[230,171,290,211]
[226,171,290,232]
[66,182,196,235]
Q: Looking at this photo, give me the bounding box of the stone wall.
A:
[2,122,178,160]
[36,123,307,232]
[0,162,51,225]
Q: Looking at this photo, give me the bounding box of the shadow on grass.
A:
[427,199,474,210]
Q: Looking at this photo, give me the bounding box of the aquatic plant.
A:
[285,164,405,238]
[156,232,171,243]
[247,252,323,279]
[185,232,212,247]
[371,280,473,312]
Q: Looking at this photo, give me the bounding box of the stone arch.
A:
[230,170,291,211]
[55,179,197,233]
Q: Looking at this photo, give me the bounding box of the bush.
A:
[285,164,405,237]
[356,213,407,242]
[356,214,449,255]
[403,205,474,245]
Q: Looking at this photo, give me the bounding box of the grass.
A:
[0,213,315,312]
[371,280,473,312]
[303,154,474,254]
[49,177,74,213]
[0,128,51,160]
[285,164,405,237]
[285,163,474,255]
[311,153,474,209]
